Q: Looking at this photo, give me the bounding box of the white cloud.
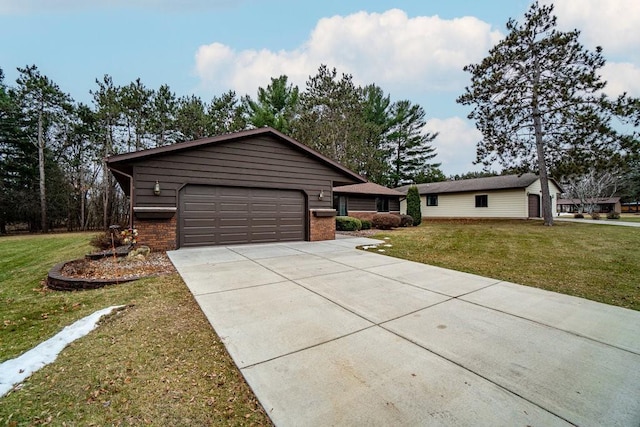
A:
[601,62,640,97]
[544,0,640,57]
[425,117,485,176]
[193,9,503,98]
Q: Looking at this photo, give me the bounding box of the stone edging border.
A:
[47,259,147,291]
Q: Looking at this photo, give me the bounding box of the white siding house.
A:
[397,174,563,219]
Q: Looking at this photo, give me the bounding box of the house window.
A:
[376,197,389,212]
[426,194,438,206]
[475,195,488,208]
[333,195,347,216]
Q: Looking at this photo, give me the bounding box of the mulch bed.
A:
[61,253,177,281]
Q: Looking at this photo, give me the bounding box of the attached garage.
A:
[106,127,365,250]
[180,186,305,247]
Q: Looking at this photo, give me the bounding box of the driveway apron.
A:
[168,237,640,426]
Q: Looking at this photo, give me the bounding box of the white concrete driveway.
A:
[168,237,640,426]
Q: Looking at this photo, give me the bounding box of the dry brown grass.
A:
[0,234,272,426]
[369,219,640,311]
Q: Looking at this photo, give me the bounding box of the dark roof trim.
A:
[106,127,366,183]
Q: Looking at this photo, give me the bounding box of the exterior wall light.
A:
[153,181,161,196]
[318,190,324,201]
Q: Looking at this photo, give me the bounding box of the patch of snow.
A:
[0,305,124,397]
[384,244,393,247]
[378,249,386,252]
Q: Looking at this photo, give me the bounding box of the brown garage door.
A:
[179,185,305,247]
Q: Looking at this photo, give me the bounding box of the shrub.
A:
[590,212,601,220]
[399,214,414,227]
[607,211,620,219]
[574,213,584,219]
[360,219,372,230]
[90,230,125,250]
[406,185,422,226]
[372,213,401,230]
[335,216,362,231]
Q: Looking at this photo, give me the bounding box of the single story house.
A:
[332,182,403,220]
[556,197,621,214]
[396,173,563,219]
[106,127,366,250]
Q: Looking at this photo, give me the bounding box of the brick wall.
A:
[309,211,335,241]
[135,216,177,251]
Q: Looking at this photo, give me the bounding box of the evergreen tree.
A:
[387,100,439,187]
[175,95,209,141]
[208,90,247,135]
[244,75,299,133]
[457,2,639,226]
[406,185,422,226]
[15,65,73,232]
[149,84,178,147]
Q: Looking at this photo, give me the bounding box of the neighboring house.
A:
[556,197,621,214]
[396,173,563,219]
[106,127,365,250]
[622,202,640,213]
[332,182,403,220]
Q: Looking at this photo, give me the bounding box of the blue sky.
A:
[1,0,638,175]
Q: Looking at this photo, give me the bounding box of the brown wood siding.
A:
[132,136,356,211]
[346,195,400,213]
[347,196,376,212]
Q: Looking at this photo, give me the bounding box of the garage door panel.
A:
[180,185,305,247]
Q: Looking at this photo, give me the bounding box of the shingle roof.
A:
[395,173,545,195]
[333,182,403,196]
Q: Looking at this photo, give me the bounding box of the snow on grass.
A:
[0,305,124,397]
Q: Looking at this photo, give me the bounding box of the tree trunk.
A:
[531,62,554,226]
[37,107,48,233]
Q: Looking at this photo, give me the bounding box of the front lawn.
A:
[372,219,640,311]
[0,233,271,425]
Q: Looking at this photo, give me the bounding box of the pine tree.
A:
[406,185,422,226]
[457,2,639,226]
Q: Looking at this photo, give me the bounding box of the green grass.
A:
[370,219,640,311]
[0,233,271,426]
[616,214,640,223]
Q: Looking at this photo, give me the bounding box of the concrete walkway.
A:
[168,238,640,426]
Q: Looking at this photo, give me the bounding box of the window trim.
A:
[426,194,438,207]
[475,194,488,208]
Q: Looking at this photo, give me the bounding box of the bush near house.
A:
[574,213,584,218]
[336,216,362,231]
[399,214,414,227]
[607,212,620,219]
[372,213,401,230]
[361,219,372,230]
[590,212,601,220]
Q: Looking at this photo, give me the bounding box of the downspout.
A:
[108,167,135,230]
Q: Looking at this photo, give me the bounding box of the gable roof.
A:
[333,182,403,197]
[106,127,366,184]
[395,173,561,195]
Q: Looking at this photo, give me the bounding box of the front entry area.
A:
[528,194,541,218]
[179,185,305,247]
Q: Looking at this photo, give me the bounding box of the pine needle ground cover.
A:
[371,220,640,311]
[0,233,271,426]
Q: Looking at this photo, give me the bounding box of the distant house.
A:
[396,173,563,219]
[557,197,621,214]
[333,182,403,220]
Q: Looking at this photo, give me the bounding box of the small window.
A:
[426,194,438,206]
[333,195,347,216]
[376,197,389,212]
[475,195,488,208]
